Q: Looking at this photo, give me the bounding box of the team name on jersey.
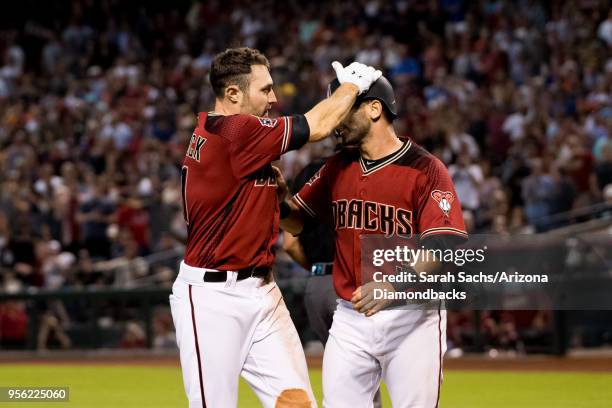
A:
[186,133,207,162]
[331,199,413,236]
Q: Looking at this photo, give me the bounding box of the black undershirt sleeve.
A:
[420,234,467,251]
[287,114,310,151]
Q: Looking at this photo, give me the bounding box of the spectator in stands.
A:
[152,308,176,349]
[522,158,554,230]
[446,310,476,355]
[449,152,484,212]
[602,184,612,205]
[596,145,612,194]
[76,184,115,259]
[597,10,612,46]
[120,321,146,349]
[480,311,521,353]
[0,301,28,349]
[0,210,10,265]
[593,122,612,163]
[37,302,72,350]
[548,164,577,222]
[556,135,595,205]
[116,193,150,255]
[522,311,552,350]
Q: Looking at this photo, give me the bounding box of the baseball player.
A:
[279,75,467,407]
[282,160,382,408]
[169,46,382,408]
[282,159,336,344]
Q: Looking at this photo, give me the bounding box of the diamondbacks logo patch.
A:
[306,166,324,186]
[431,190,454,216]
[257,117,278,127]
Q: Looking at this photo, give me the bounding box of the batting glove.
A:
[331,61,383,94]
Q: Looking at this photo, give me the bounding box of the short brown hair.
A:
[209,47,270,98]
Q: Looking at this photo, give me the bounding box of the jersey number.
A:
[181,166,189,225]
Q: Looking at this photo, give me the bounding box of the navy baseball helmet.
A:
[327,75,398,120]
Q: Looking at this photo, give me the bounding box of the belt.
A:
[203,266,270,282]
[311,262,333,276]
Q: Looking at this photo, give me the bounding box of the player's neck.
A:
[359,124,403,161]
[212,99,241,116]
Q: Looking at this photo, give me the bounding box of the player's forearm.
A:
[280,200,305,235]
[412,257,442,277]
[304,83,359,142]
[390,255,442,293]
[281,231,310,270]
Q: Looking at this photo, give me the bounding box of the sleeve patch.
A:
[306,165,325,186]
[257,117,278,127]
[430,190,454,217]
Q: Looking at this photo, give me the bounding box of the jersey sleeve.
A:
[229,114,309,178]
[292,160,333,224]
[415,158,468,243]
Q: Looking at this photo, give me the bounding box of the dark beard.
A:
[342,128,368,147]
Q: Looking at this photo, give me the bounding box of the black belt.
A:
[203,267,270,282]
[311,262,333,276]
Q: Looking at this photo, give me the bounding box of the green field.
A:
[0,364,610,407]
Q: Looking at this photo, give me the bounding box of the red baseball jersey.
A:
[293,139,467,300]
[182,112,308,270]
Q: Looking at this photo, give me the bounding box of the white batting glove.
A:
[331,61,383,94]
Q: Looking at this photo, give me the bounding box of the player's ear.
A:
[224,84,242,104]
[368,100,383,121]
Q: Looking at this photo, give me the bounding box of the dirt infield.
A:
[1,351,611,372]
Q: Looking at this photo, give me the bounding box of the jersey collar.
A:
[198,111,222,125]
[359,140,412,176]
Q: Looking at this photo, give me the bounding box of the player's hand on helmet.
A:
[351,281,395,317]
[272,166,288,202]
[332,61,382,95]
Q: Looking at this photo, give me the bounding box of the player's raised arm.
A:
[304,62,382,142]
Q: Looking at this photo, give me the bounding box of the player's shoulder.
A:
[297,151,351,182]
[396,139,448,175]
[235,113,286,128]
[204,113,285,137]
[201,112,242,132]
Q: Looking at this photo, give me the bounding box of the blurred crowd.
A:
[0,0,611,349]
